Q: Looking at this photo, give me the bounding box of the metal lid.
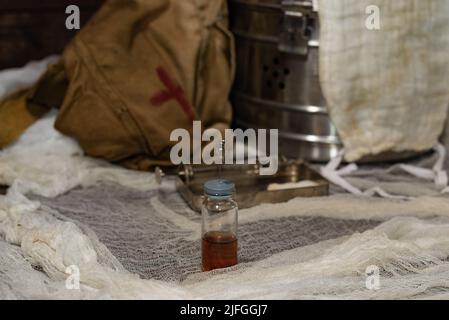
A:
[204,180,235,197]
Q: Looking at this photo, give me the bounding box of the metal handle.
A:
[155,166,165,185]
[281,0,315,12]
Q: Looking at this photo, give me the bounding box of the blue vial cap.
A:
[204,179,235,198]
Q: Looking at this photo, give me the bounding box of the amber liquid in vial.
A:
[202,231,238,272]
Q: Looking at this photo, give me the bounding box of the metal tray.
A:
[175,160,329,212]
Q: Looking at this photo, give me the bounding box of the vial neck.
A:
[206,195,232,201]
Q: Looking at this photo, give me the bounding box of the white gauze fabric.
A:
[2,112,449,299]
[0,56,59,99]
[318,0,449,162]
[2,58,449,299]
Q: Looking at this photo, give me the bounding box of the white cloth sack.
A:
[318,0,449,162]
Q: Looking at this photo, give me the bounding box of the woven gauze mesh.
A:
[3,154,449,299]
[1,70,449,298]
[33,184,381,282]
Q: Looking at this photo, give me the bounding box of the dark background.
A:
[0,0,103,69]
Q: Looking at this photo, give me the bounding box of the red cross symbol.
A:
[150,67,195,122]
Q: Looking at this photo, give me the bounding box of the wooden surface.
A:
[0,0,103,69]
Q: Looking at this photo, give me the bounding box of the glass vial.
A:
[201,179,238,272]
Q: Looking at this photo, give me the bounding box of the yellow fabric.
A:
[0,91,41,148]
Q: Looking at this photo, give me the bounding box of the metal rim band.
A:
[234,119,341,144]
[233,92,328,114]
[232,30,320,48]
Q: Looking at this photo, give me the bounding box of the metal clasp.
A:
[279,0,315,55]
